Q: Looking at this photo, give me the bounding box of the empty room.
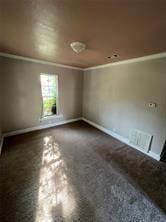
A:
[0,0,166,221]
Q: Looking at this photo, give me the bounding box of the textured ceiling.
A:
[0,0,166,68]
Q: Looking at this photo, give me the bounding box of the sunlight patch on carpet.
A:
[35,136,76,222]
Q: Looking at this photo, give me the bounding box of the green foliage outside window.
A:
[40,74,57,117]
[43,97,56,116]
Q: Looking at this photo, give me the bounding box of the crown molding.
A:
[0,51,166,71]
[84,52,166,71]
[0,52,84,71]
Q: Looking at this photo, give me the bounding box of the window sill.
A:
[40,114,63,122]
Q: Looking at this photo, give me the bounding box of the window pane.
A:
[43,97,56,116]
[40,74,57,117]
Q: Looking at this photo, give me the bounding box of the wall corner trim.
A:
[81,117,161,161]
[0,52,84,71]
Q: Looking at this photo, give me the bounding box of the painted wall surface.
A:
[0,68,1,139]
[0,57,83,133]
[83,57,166,155]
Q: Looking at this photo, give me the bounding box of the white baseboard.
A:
[81,118,129,143]
[1,117,160,161]
[3,118,82,138]
[82,118,160,161]
[0,117,82,155]
[148,151,160,161]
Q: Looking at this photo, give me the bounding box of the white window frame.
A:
[40,73,59,119]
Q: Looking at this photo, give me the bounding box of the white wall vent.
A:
[129,129,152,152]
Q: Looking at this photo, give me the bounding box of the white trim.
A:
[40,114,63,122]
[81,118,128,143]
[0,52,83,71]
[1,52,166,72]
[55,75,59,115]
[0,117,161,161]
[82,118,161,161]
[40,74,60,118]
[148,151,160,161]
[3,118,82,138]
[84,52,166,71]
[0,136,4,155]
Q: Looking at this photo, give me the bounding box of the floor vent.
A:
[129,129,152,152]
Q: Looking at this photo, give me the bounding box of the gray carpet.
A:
[0,120,166,222]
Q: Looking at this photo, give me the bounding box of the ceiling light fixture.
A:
[70,41,86,53]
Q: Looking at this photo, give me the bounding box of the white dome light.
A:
[70,41,86,53]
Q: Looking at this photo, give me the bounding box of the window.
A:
[40,74,58,118]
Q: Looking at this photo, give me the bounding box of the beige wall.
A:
[0,57,83,133]
[83,57,166,156]
[0,55,166,156]
[0,68,1,139]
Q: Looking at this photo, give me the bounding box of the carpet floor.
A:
[0,120,166,222]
